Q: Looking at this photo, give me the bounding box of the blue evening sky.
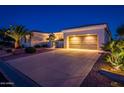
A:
[0,5,124,38]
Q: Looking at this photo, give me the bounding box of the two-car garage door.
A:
[68,35,98,50]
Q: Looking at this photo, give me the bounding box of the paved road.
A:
[6,49,100,87]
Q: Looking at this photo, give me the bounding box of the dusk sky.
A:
[0,6,124,38]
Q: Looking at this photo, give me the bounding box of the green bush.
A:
[34,44,48,48]
[25,47,36,53]
[34,45,41,48]
[102,40,124,70]
[0,46,3,50]
[0,41,5,45]
[6,49,12,53]
[41,44,48,48]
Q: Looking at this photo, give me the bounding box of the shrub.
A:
[0,46,3,50]
[102,40,124,70]
[34,45,41,48]
[41,44,48,48]
[0,41,4,45]
[6,49,12,53]
[21,44,25,48]
[25,47,36,53]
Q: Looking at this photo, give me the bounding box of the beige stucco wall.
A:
[26,24,111,49]
[31,32,49,46]
[54,32,63,40]
[31,32,63,46]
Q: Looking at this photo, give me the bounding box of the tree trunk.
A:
[15,40,20,49]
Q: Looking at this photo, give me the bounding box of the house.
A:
[62,23,111,50]
[31,31,49,46]
[23,23,111,50]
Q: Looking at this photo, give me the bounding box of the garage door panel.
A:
[69,41,82,44]
[68,35,97,50]
[69,44,97,49]
[69,44,82,49]
[81,44,97,49]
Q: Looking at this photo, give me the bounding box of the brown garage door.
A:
[68,35,97,50]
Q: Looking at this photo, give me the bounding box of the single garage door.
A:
[68,35,98,50]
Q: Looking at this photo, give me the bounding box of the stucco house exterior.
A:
[30,31,49,46]
[62,24,111,50]
[23,23,111,50]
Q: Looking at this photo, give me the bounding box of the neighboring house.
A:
[23,23,111,50]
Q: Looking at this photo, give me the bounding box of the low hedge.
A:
[25,47,36,53]
[6,49,12,53]
[34,45,41,48]
[34,44,48,48]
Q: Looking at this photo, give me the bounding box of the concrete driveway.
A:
[6,49,100,87]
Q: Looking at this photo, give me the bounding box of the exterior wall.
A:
[104,30,111,44]
[56,41,64,48]
[22,32,64,47]
[31,32,49,46]
[54,32,64,48]
[63,29,106,50]
[21,36,31,47]
[54,32,63,40]
[21,24,111,49]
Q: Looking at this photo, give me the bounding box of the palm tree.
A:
[47,33,56,48]
[5,25,29,49]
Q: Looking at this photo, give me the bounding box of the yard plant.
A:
[5,25,32,49]
[25,47,36,53]
[47,33,56,48]
[34,44,41,48]
[103,40,124,70]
